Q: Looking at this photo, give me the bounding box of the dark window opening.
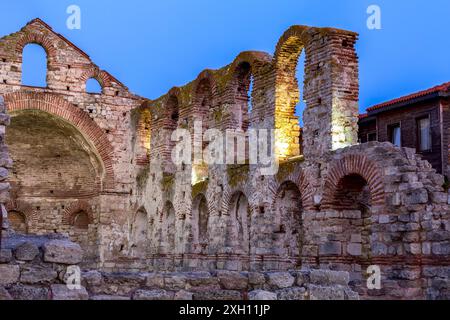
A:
[367,132,377,142]
[417,116,431,152]
[388,123,401,147]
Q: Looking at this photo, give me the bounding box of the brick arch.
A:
[221,187,255,217]
[80,66,113,91]
[269,166,314,210]
[191,70,218,110]
[272,26,313,159]
[322,154,385,209]
[62,201,94,225]
[4,92,115,189]
[6,200,38,226]
[15,31,58,62]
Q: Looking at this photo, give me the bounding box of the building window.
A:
[367,132,377,142]
[388,124,401,147]
[417,116,431,152]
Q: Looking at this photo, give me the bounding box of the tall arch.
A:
[21,44,47,87]
[226,51,272,131]
[273,26,310,160]
[80,66,113,92]
[163,201,176,253]
[192,194,209,245]
[130,207,148,257]
[272,181,303,266]
[225,191,251,254]
[4,92,115,189]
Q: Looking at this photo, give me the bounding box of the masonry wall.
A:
[0,20,448,300]
[0,19,144,264]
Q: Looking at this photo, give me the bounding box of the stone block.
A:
[0,264,20,285]
[277,287,307,300]
[14,242,40,261]
[0,249,12,264]
[133,289,173,300]
[43,240,83,265]
[8,285,49,300]
[308,285,345,300]
[266,272,295,289]
[90,295,130,300]
[146,273,164,288]
[319,242,342,255]
[51,284,89,300]
[217,271,248,290]
[248,290,277,300]
[20,266,58,284]
[310,270,349,286]
[193,290,242,301]
[0,286,12,300]
[174,290,194,300]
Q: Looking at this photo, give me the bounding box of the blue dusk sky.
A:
[1,0,450,115]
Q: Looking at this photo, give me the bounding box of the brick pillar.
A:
[302,28,359,159]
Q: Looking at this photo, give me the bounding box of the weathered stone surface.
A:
[266,272,295,289]
[51,284,89,300]
[193,290,242,301]
[82,270,103,288]
[248,290,277,300]
[0,286,12,300]
[277,287,307,300]
[174,290,194,300]
[164,274,187,290]
[20,266,58,284]
[216,271,248,290]
[309,285,345,300]
[310,270,349,286]
[90,295,130,300]
[0,264,20,285]
[8,285,49,300]
[133,289,173,301]
[0,249,12,263]
[43,240,83,265]
[14,242,40,261]
[146,273,164,288]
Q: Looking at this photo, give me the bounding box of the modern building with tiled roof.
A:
[359,82,450,176]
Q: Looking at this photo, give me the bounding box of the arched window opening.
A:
[295,51,306,127]
[22,44,47,87]
[8,211,27,234]
[73,211,90,230]
[195,79,212,129]
[226,192,251,253]
[332,174,371,211]
[86,78,102,94]
[234,62,253,131]
[273,182,303,265]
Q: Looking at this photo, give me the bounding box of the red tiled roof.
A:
[359,113,368,119]
[367,82,450,113]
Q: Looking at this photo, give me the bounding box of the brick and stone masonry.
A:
[0,19,448,300]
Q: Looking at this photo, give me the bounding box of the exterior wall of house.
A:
[359,98,446,175]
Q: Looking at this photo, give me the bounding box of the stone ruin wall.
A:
[0,20,448,300]
[0,19,143,263]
